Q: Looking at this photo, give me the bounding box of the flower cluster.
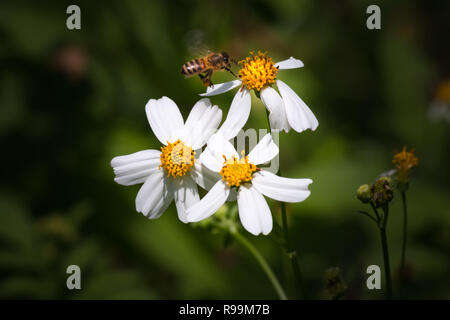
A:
[111,51,319,235]
[356,177,394,208]
[355,147,418,299]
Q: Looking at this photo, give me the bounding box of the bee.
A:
[181,51,236,87]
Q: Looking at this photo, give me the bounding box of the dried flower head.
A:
[371,177,394,208]
[392,147,418,190]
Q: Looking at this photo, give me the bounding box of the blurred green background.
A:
[0,0,449,299]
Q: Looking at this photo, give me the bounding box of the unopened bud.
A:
[324,267,348,300]
[356,184,372,203]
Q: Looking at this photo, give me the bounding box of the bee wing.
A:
[183,29,212,60]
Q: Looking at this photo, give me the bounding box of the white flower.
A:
[186,133,312,235]
[201,51,319,134]
[111,97,222,222]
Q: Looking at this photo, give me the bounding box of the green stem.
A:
[264,108,306,299]
[356,210,378,224]
[380,206,393,299]
[400,191,407,278]
[370,203,381,223]
[288,247,306,299]
[279,169,306,299]
[232,230,288,300]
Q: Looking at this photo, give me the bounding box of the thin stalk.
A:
[232,230,288,300]
[400,191,407,277]
[370,203,381,223]
[380,205,393,299]
[287,244,306,299]
[356,210,378,224]
[279,169,306,299]
[264,108,306,299]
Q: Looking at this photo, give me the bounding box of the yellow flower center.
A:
[238,51,278,91]
[219,151,258,187]
[159,140,195,178]
[392,146,418,183]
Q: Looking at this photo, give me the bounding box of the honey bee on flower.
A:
[181,51,236,87]
[200,51,319,134]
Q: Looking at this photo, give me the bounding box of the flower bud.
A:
[356,184,372,203]
[324,267,348,300]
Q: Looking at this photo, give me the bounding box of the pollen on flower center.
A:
[238,51,278,92]
[219,151,258,187]
[159,140,195,178]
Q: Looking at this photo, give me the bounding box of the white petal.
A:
[198,146,223,173]
[275,57,304,70]
[247,133,279,165]
[114,167,159,186]
[277,80,319,133]
[237,185,272,235]
[183,98,211,131]
[217,89,251,140]
[260,87,290,132]
[173,176,200,223]
[186,180,230,222]
[199,133,238,172]
[190,159,221,191]
[208,133,239,159]
[252,170,312,203]
[111,150,161,186]
[145,96,184,145]
[111,150,160,167]
[135,170,173,219]
[200,80,242,97]
[182,100,222,150]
